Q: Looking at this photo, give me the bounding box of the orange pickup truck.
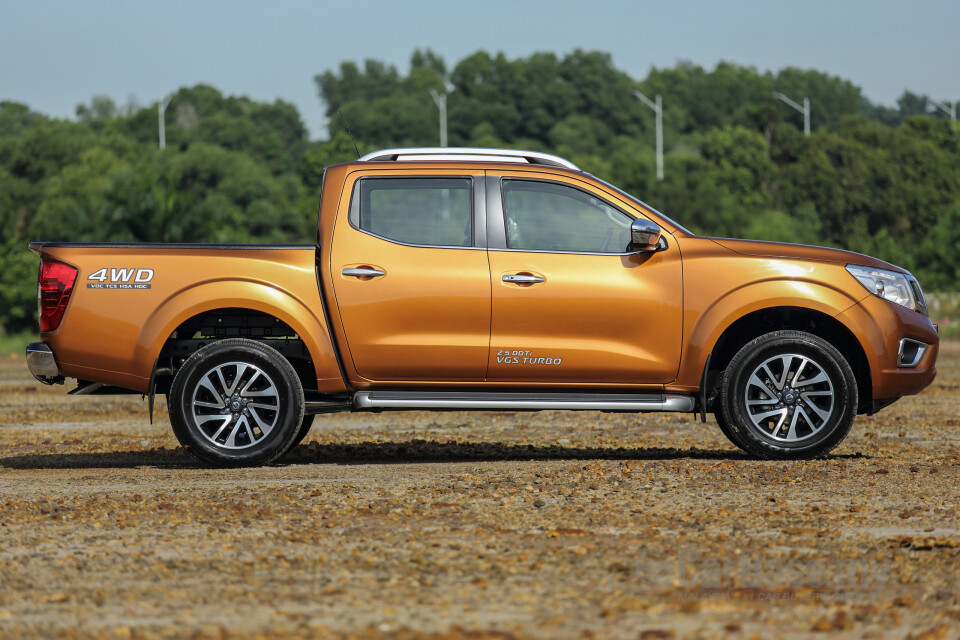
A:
[27,148,939,465]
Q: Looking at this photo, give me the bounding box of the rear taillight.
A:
[37,259,77,332]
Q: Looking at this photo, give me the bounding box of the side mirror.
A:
[629,218,661,252]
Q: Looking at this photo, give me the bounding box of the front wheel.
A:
[168,338,304,466]
[718,330,857,459]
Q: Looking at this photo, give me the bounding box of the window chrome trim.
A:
[344,228,487,252]
[346,175,486,251]
[486,240,666,257]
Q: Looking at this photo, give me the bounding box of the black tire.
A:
[713,409,737,443]
[168,338,304,466]
[287,414,316,451]
[719,330,857,459]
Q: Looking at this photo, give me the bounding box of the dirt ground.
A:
[1,345,958,640]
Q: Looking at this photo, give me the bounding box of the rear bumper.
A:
[26,342,62,384]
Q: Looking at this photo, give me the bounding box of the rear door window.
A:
[351,177,473,247]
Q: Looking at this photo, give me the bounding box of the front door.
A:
[486,174,682,384]
[330,171,490,382]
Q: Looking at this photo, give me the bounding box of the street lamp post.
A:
[928,98,957,121]
[429,89,448,147]
[631,89,663,181]
[773,92,810,136]
[158,93,174,150]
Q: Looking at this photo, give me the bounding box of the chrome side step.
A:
[353,391,695,412]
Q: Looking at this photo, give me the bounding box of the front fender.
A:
[676,277,868,389]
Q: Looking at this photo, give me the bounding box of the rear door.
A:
[486,172,683,384]
[329,169,490,382]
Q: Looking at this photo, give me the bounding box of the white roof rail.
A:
[357,147,580,171]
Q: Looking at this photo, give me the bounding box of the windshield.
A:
[589,175,695,236]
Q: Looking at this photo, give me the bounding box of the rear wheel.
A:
[719,330,857,459]
[168,339,304,466]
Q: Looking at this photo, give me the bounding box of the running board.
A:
[352,391,695,412]
[304,398,353,415]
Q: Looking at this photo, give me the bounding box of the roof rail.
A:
[357,147,580,171]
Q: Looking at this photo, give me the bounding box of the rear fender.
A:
[136,279,346,393]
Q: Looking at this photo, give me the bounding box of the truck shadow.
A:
[0,439,866,470]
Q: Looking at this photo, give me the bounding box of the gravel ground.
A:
[1,345,958,640]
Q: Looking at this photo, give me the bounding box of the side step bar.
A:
[352,391,695,412]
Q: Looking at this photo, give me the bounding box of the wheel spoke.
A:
[225,364,247,396]
[240,369,262,395]
[794,357,808,381]
[748,373,779,400]
[215,368,231,396]
[197,377,224,407]
[792,370,828,388]
[795,406,819,435]
[248,406,273,433]
[760,362,784,391]
[752,408,788,431]
[801,395,831,421]
[242,384,278,398]
[785,409,801,441]
[777,355,794,389]
[224,418,245,448]
[210,417,234,441]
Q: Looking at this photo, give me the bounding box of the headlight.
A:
[846,265,927,315]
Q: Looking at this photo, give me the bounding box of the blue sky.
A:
[2,0,957,139]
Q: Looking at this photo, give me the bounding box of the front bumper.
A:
[26,342,63,384]
[838,295,939,403]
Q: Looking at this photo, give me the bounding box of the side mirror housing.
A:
[629,218,661,252]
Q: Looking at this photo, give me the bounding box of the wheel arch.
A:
[135,280,346,394]
[702,306,871,414]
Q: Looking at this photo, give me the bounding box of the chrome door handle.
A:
[502,274,545,284]
[342,267,385,278]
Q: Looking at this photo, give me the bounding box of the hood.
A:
[707,237,905,273]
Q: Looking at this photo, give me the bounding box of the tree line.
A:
[1,49,958,333]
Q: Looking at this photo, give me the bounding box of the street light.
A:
[429,89,447,147]
[631,89,663,181]
[158,93,174,150]
[773,92,810,136]
[928,98,956,121]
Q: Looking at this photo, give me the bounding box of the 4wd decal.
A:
[87,268,154,290]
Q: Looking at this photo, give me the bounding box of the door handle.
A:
[342,267,385,278]
[502,274,545,284]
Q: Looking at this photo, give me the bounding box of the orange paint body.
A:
[30,159,938,407]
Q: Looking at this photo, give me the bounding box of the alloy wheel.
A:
[190,361,280,450]
[743,353,835,443]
